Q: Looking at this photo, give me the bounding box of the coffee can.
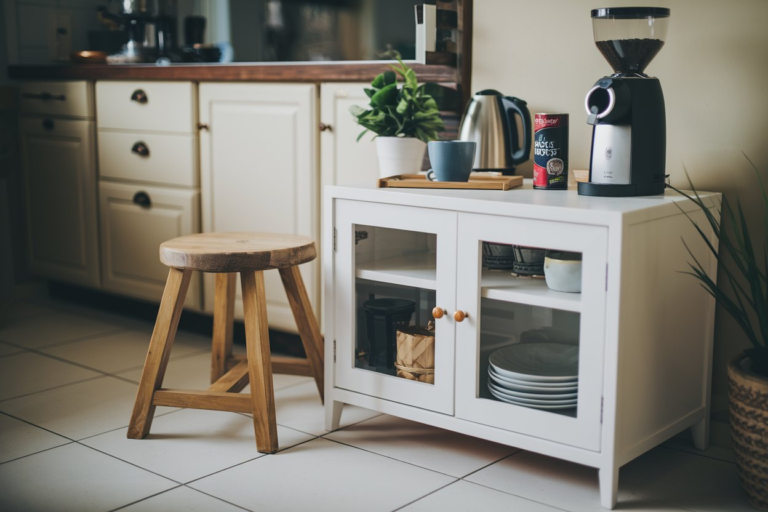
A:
[533,113,569,189]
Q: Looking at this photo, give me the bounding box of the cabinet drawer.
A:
[20,81,93,118]
[98,131,197,187]
[99,181,201,308]
[96,81,195,133]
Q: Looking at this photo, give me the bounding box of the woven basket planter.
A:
[395,326,435,384]
[728,352,768,511]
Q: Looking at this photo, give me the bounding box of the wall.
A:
[473,0,768,445]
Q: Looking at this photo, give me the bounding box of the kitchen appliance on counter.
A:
[578,7,670,197]
[458,90,532,175]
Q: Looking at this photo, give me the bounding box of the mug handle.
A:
[426,169,436,181]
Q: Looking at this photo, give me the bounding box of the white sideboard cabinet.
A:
[323,182,719,509]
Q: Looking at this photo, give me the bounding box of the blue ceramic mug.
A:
[426,141,477,182]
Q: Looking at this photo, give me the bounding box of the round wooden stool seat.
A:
[159,232,317,273]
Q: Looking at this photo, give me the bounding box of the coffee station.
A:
[5,1,760,511]
[323,7,719,510]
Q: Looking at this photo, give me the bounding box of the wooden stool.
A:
[127,232,323,453]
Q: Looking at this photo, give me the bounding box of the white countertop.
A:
[325,179,719,227]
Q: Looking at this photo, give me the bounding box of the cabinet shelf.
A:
[481,270,582,312]
[355,253,437,289]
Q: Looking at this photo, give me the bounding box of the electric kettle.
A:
[458,90,532,175]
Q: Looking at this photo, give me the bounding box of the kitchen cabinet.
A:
[96,80,201,308]
[199,83,319,332]
[20,82,100,288]
[324,182,719,509]
[320,83,380,188]
[99,181,201,308]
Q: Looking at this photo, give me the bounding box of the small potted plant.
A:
[350,59,445,178]
[673,157,767,511]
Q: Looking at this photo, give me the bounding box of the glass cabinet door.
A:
[333,200,458,414]
[455,213,608,451]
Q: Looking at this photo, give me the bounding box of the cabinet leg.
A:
[599,466,618,510]
[691,417,710,451]
[325,400,344,432]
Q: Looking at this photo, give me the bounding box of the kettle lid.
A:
[476,89,503,96]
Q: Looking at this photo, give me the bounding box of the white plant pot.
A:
[375,137,426,178]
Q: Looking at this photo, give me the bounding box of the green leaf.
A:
[349,105,367,118]
[371,83,398,108]
[364,88,376,99]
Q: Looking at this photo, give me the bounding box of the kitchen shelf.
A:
[480,270,582,312]
[355,253,437,290]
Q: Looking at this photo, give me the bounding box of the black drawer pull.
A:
[42,119,54,130]
[132,191,151,208]
[131,141,150,157]
[130,89,148,103]
[22,92,66,101]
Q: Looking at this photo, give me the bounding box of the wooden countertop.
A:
[8,62,458,83]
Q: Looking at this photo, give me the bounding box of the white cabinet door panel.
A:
[199,83,318,332]
[455,213,608,451]
[320,83,380,188]
[21,116,100,287]
[99,181,201,308]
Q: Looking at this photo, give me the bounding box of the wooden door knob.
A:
[432,307,446,319]
[454,310,468,322]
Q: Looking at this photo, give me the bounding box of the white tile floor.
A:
[0,297,753,512]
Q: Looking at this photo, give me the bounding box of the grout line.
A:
[75,442,184,485]
[182,455,268,486]
[455,480,573,512]
[0,410,77,442]
[183,434,322,487]
[658,444,736,465]
[75,408,184,442]
[108,485,184,512]
[0,374,107,403]
[8,326,132,351]
[0,441,76,466]
[391,478,460,512]
[460,449,521,480]
[321,436,460,479]
[20,348,120,377]
[318,412,385,437]
[182,486,255,512]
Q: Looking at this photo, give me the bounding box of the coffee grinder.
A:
[578,7,670,197]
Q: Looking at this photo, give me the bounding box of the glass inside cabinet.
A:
[353,225,438,385]
[333,200,457,414]
[477,243,583,417]
[478,298,580,417]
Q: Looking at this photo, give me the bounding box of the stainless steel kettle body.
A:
[459,90,532,174]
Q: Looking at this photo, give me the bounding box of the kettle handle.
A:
[501,96,532,166]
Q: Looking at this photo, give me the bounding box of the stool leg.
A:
[211,273,237,384]
[128,268,192,439]
[279,265,325,402]
[241,270,278,453]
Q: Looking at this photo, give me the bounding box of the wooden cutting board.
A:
[378,174,523,191]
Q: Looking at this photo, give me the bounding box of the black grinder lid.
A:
[591,7,670,18]
[363,298,416,316]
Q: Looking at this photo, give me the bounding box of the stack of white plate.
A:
[487,343,578,410]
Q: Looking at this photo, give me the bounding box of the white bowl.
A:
[544,257,582,293]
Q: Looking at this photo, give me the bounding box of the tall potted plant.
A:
[350,59,444,178]
[672,158,767,511]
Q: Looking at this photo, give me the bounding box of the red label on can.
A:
[533,114,569,189]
